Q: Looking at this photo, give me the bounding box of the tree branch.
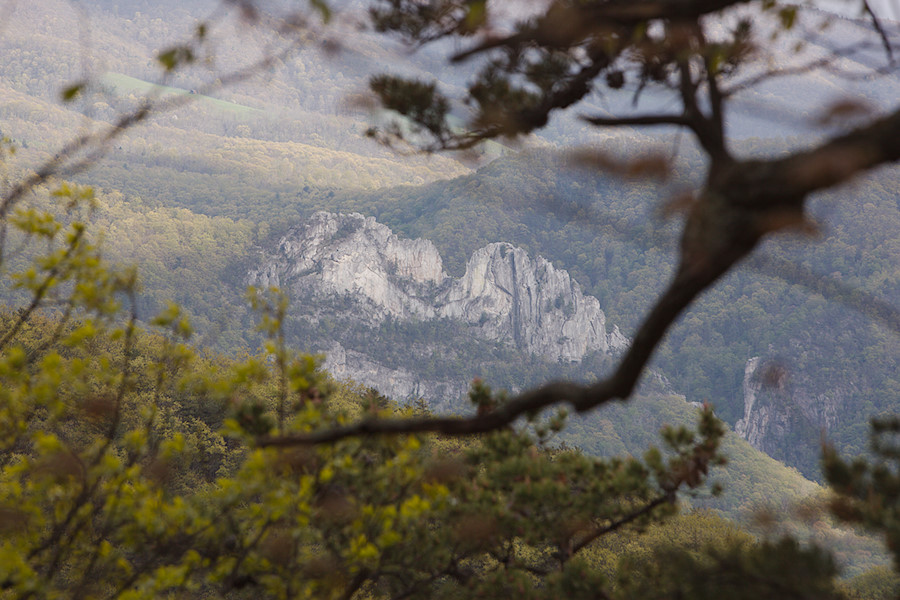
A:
[450,0,755,62]
[581,114,690,127]
[261,101,900,448]
[261,20,900,450]
[675,47,730,164]
[862,0,894,63]
[570,493,673,556]
[698,25,727,157]
[720,105,900,211]
[588,0,754,22]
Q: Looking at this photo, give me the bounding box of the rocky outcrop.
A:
[323,343,468,411]
[734,357,768,447]
[735,356,841,459]
[440,243,627,360]
[248,211,627,363]
[249,211,445,322]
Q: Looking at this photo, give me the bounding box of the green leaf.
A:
[310,0,331,23]
[463,0,486,33]
[778,6,797,30]
[157,46,194,72]
[61,82,85,103]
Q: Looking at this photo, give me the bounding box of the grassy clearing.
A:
[102,72,261,116]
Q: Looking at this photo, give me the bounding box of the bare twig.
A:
[581,114,690,128]
[862,0,894,63]
[570,494,672,555]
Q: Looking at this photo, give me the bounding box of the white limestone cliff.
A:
[250,212,445,321]
[440,243,627,361]
[248,211,628,363]
[734,357,765,446]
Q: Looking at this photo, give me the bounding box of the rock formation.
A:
[248,211,628,402]
[440,243,627,361]
[735,356,841,464]
[248,211,445,322]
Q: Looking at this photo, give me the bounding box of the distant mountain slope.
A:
[0,177,888,577]
[243,210,888,577]
[0,0,471,219]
